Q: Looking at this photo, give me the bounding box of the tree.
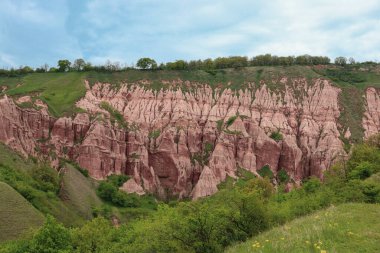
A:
[334,56,347,66]
[136,58,157,70]
[29,215,72,253]
[57,59,71,72]
[73,58,86,71]
[349,57,356,64]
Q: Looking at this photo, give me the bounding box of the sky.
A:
[0,0,380,68]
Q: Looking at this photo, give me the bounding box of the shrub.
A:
[277,169,290,183]
[106,174,129,187]
[29,216,72,253]
[97,182,118,202]
[244,178,274,199]
[30,165,59,193]
[225,115,238,127]
[303,177,321,193]
[349,161,374,179]
[257,165,274,179]
[269,130,283,142]
[148,129,161,139]
[216,120,224,131]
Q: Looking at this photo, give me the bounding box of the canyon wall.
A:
[0,77,365,199]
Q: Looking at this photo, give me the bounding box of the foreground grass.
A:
[0,182,44,242]
[226,203,380,253]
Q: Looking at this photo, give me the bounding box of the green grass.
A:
[0,182,45,242]
[59,164,103,219]
[0,143,85,226]
[226,203,380,253]
[4,72,87,117]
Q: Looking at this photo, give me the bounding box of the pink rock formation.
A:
[120,179,145,195]
[0,78,349,199]
[363,87,380,138]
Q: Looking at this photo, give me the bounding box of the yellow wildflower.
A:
[281,237,285,240]
[321,250,327,253]
[265,239,269,242]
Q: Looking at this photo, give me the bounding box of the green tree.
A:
[57,59,71,72]
[334,56,347,66]
[29,216,72,253]
[72,58,86,71]
[71,217,115,253]
[136,58,157,70]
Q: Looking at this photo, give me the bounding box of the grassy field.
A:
[0,182,44,242]
[59,163,103,219]
[3,72,87,117]
[226,203,380,253]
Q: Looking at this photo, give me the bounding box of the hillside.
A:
[226,203,380,253]
[0,143,87,226]
[1,66,380,200]
[0,182,44,242]
[59,163,103,219]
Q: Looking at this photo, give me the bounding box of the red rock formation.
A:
[363,87,380,138]
[0,78,348,199]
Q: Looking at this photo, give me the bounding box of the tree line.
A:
[0,54,377,77]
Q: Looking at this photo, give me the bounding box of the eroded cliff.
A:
[0,76,354,199]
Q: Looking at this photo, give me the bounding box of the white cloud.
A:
[1,0,379,66]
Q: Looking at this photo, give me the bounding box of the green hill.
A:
[0,143,85,226]
[226,203,380,253]
[59,163,103,219]
[0,182,45,242]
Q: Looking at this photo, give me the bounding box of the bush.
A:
[97,182,118,202]
[257,165,274,179]
[349,161,374,179]
[29,216,72,253]
[31,165,59,193]
[303,177,321,193]
[277,169,290,183]
[269,130,283,142]
[225,115,238,127]
[106,174,129,187]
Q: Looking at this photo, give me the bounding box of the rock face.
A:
[363,87,380,138]
[0,78,349,199]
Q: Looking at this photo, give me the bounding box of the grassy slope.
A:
[3,72,87,117]
[60,163,103,219]
[0,144,84,226]
[0,182,44,242]
[226,203,380,253]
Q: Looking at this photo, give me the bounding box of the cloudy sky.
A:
[1,0,380,68]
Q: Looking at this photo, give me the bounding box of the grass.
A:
[59,163,103,219]
[3,72,87,117]
[226,203,380,253]
[0,182,45,242]
[0,143,85,226]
